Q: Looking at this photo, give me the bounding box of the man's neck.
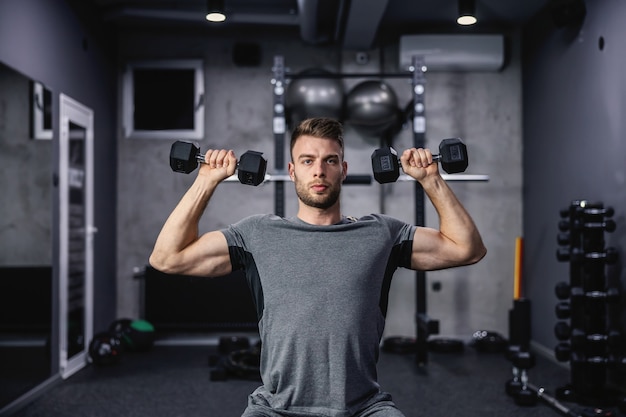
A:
[296,204,342,226]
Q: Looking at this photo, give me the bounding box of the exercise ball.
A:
[285,68,345,127]
[346,80,400,139]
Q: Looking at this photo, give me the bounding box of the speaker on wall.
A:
[232,42,262,67]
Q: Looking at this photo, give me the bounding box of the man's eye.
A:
[327,158,337,164]
[303,159,312,165]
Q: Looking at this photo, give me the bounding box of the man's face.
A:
[288,135,347,210]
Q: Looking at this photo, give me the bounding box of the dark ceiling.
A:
[85,0,554,50]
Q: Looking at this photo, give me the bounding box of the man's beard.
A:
[294,177,341,210]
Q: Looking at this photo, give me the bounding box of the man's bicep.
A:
[409,227,461,271]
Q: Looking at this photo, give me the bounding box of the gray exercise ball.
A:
[346,80,399,139]
[285,68,345,127]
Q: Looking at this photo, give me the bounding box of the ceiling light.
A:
[206,0,226,23]
[457,0,477,25]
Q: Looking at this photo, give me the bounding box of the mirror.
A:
[0,62,54,407]
[59,94,94,379]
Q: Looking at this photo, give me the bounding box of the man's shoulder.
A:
[354,213,402,224]
[233,213,282,228]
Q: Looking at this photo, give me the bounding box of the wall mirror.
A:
[58,93,94,379]
[0,61,54,408]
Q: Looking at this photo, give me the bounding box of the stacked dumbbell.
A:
[505,346,538,406]
[554,200,625,407]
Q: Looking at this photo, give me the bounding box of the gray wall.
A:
[0,0,118,332]
[523,0,626,354]
[115,29,523,340]
[0,63,53,266]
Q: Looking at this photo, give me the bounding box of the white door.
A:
[58,94,95,379]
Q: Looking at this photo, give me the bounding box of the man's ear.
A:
[342,160,348,181]
[288,162,295,181]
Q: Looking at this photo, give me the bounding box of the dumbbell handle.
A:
[528,384,578,417]
[194,152,206,163]
[193,151,238,166]
[393,153,443,165]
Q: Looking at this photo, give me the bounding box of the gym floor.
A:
[7,336,624,417]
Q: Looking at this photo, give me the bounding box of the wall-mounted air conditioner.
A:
[399,34,505,72]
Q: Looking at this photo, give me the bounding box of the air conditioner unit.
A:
[399,34,505,72]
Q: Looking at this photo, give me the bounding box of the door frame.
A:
[58,93,95,379]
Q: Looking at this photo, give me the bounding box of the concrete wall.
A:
[0,63,53,266]
[523,0,626,354]
[115,29,523,340]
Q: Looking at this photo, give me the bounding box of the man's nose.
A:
[313,160,326,177]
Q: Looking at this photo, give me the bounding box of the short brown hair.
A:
[290,117,344,159]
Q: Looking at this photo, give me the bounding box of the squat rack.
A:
[270,54,484,365]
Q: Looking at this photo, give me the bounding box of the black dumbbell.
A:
[371,138,468,184]
[558,219,616,232]
[555,282,571,300]
[505,345,524,396]
[511,350,538,406]
[554,321,571,341]
[529,383,617,417]
[169,141,267,186]
[555,301,570,319]
[554,342,570,362]
[571,329,622,350]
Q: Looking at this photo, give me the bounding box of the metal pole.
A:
[271,56,287,216]
[411,55,439,366]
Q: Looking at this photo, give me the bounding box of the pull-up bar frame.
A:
[271,55,483,365]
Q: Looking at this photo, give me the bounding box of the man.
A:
[149,117,486,417]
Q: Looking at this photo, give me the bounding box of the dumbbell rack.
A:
[554,200,625,407]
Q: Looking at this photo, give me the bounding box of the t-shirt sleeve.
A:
[220,214,262,271]
[377,214,416,269]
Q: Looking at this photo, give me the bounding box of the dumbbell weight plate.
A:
[506,378,523,397]
[438,138,468,174]
[238,151,267,186]
[170,141,200,174]
[371,147,400,184]
[515,388,538,406]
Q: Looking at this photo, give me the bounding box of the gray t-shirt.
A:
[221,214,416,416]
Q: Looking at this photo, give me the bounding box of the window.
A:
[123,60,204,139]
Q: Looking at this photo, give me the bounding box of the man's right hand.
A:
[199,149,238,184]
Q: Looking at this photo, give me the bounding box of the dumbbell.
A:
[169,141,267,186]
[555,346,626,372]
[556,247,619,264]
[505,345,524,396]
[558,218,616,232]
[528,383,617,417]
[371,138,468,184]
[509,350,538,406]
[555,301,571,319]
